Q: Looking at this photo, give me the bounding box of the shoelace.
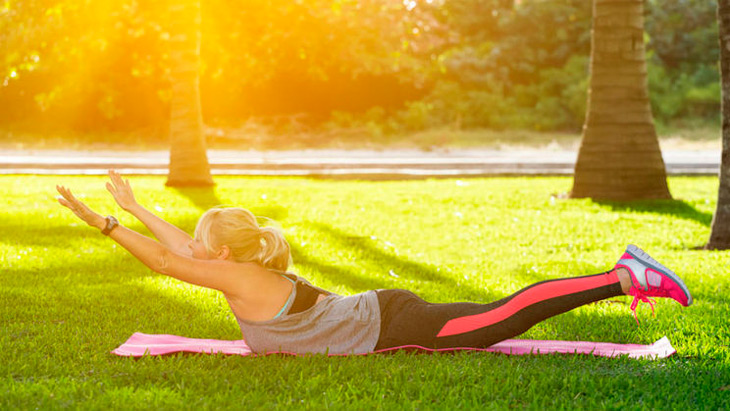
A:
[628,287,657,326]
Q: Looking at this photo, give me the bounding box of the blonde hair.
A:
[193,207,292,271]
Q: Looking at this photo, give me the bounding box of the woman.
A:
[55,170,693,355]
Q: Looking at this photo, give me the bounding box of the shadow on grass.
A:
[292,221,506,302]
[0,220,98,248]
[594,199,712,227]
[290,242,391,292]
[168,186,289,222]
[4,256,156,286]
[169,187,224,211]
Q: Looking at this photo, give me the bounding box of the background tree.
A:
[645,0,720,128]
[165,1,213,187]
[0,1,720,144]
[570,0,671,200]
[706,0,730,250]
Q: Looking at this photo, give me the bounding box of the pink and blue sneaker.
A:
[614,244,693,325]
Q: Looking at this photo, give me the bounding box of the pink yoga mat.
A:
[112,332,676,359]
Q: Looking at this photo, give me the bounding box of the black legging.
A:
[374,270,623,350]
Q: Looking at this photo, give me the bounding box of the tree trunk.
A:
[706,0,730,249]
[570,0,670,200]
[165,1,214,187]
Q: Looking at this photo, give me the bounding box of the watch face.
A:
[103,216,118,234]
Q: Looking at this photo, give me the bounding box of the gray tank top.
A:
[230,274,381,355]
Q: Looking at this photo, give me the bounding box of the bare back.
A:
[224,265,324,322]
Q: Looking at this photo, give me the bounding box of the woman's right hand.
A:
[106,169,139,212]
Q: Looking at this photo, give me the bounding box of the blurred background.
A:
[0,0,720,150]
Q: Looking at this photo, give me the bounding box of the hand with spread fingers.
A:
[56,185,105,230]
[106,169,139,212]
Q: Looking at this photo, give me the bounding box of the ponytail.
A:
[258,226,292,271]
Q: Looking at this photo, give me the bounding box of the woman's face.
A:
[188,237,211,260]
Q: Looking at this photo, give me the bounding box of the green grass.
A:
[2,175,729,409]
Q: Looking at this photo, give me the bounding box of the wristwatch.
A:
[101,215,120,235]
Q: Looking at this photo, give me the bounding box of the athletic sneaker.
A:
[614,244,693,325]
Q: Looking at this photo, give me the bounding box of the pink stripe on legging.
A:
[436,270,619,337]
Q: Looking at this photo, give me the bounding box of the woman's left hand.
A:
[56,185,105,230]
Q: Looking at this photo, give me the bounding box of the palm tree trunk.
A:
[570,0,670,200]
[706,0,730,249]
[165,1,214,187]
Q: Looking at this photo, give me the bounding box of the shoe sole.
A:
[626,244,693,306]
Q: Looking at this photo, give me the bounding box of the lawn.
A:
[2,175,729,408]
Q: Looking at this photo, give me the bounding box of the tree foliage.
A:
[0,0,720,140]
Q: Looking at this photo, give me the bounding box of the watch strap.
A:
[101,215,119,235]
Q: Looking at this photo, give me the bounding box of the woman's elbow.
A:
[154,249,171,274]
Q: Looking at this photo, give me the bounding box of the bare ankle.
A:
[616,268,632,295]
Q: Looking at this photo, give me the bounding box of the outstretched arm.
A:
[56,184,242,292]
[56,184,168,274]
[106,170,193,256]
